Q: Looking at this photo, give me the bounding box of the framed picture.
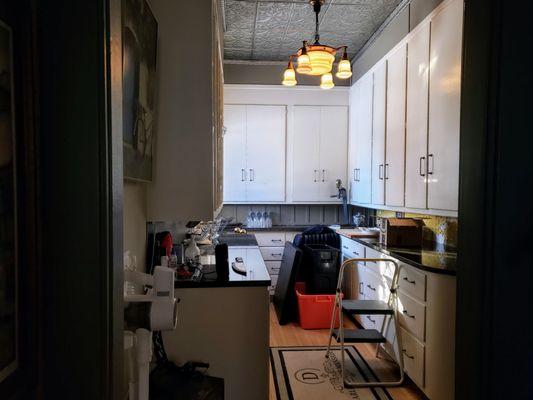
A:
[123,0,157,182]
[0,18,18,385]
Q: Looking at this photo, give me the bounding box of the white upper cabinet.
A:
[371,61,387,206]
[405,22,431,210]
[348,82,359,203]
[223,105,247,202]
[385,43,407,207]
[353,72,373,204]
[292,105,348,202]
[246,105,286,202]
[292,106,321,201]
[427,0,463,211]
[223,104,286,202]
[319,106,348,201]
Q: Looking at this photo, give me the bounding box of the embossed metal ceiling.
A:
[223,0,403,61]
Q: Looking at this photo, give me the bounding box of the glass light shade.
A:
[282,67,297,86]
[336,59,352,79]
[320,72,334,89]
[307,49,335,76]
[296,54,312,74]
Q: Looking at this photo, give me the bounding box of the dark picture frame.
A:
[123,0,157,182]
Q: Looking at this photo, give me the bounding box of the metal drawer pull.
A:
[402,310,416,319]
[379,164,383,180]
[428,154,434,175]
[241,169,246,181]
[271,239,283,242]
[419,156,426,177]
[249,168,254,181]
[271,253,283,256]
[402,349,415,359]
[353,168,357,181]
[403,276,416,284]
[342,245,349,250]
[322,169,326,182]
[353,251,359,256]
[359,282,364,295]
[314,169,318,182]
[385,163,389,180]
[366,284,376,291]
[366,316,376,323]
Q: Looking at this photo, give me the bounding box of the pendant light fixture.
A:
[282,0,352,88]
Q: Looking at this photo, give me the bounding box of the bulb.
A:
[320,72,334,89]
[336,59,352,79]
[282,67,297,86]
[296,54,312,74]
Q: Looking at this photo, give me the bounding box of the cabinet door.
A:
[292,106,320,201]
[223,105,247,202]
[246,105,286,202]
[354,72,373,204]
[318,106,348,201]
[427,0,463,211]
[371,62,386,205]
[348,83,359,203]
[405,23,430,209]
[385,43,407,207]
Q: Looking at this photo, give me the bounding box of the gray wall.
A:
[147,0,215,223]
[352,0,444,81]
[224,63,350,86]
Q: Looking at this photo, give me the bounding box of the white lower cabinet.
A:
[255,231,301,295]
[339,236,456,400]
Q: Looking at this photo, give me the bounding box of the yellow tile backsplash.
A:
[376,210,458,249]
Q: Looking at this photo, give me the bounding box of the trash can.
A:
[303,244,340,294]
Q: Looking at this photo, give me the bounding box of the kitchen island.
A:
[162,235,270,400]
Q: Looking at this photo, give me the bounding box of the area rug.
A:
[270,346,393,400]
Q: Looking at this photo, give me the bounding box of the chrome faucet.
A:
[331,179,349,225]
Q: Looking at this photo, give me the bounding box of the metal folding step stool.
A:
[325,257,405,388]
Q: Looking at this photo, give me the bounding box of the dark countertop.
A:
[227,225,311,232]
[175,241,271,289]
[352,238,457,276]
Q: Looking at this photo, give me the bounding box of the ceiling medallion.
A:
[282,0,352,89]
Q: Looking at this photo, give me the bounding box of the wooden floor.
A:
[268,303,426,400]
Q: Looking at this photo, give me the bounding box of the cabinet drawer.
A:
[399,266,427,301]
[398,292,426,341]
[340,236,364,258]
[255,232,286,247]
[265,261,281,276]
[400,327,425,387]
[260,247,285,261]
[364,247,395,281]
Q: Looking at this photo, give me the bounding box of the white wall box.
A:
[223,104,286,203]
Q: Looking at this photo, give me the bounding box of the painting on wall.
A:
[0,19,18,384]
[123,0,158,182]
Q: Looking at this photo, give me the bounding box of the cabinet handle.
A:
[402,349,415,359]
[314,169,318,182]
[353,251,359,256]
[271,239,283,243]
[359,282,364,295]
[249,168,254,181]
[353,168,357,182]
[271,253,282,257]
[428,154,434,175]
[419,156,426,177]
[385,164,389,180]
[379,164,383,180]
[322,169,326,182]
[241,169,246,181]
[403,276,416,284]
[342,245,349,250]
[366,315,376,324]
[366,284,376,291]
[402,310,416,319]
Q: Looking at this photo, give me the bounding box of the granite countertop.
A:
[351,237,457,276]
[226,225,311,232]
[175,238,271,288]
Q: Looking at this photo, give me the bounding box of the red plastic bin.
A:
[295,282,342,329]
